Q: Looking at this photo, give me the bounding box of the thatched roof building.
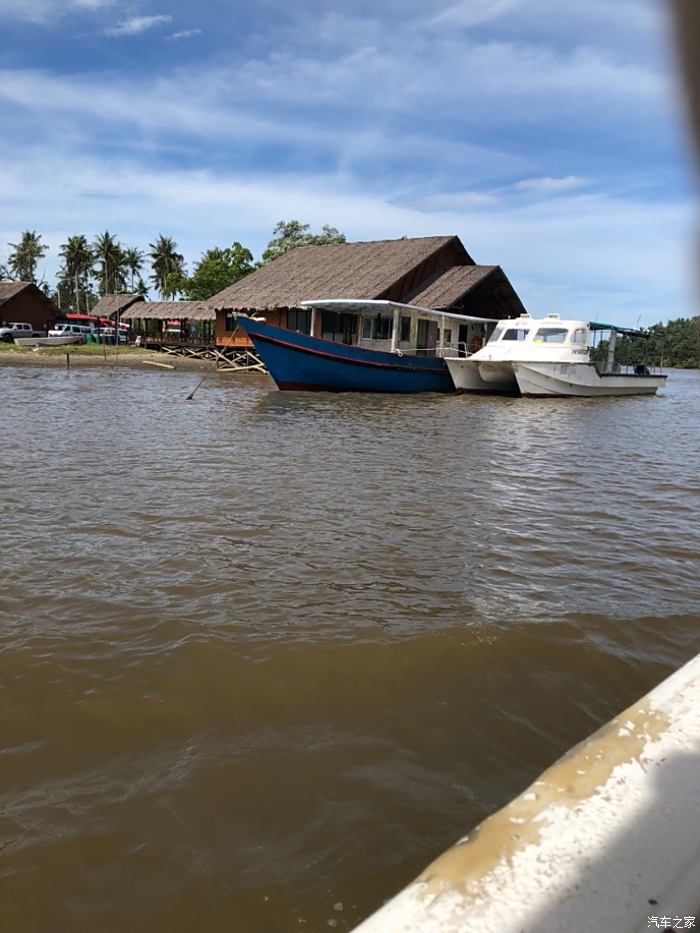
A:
[120,300,214,322]
[0,281,59,330]
[407,265,524,319]
[207,235,525,347]
[91,294,145,317]
[209,236,476,311]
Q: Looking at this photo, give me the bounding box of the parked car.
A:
[48,322,92,342]
[0,322,37,342]
[98,326,128,344]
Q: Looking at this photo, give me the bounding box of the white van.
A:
[48,322,92,342]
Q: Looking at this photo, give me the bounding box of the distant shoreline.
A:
[0,347,214,372]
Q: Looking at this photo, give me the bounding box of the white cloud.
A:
[514,176,588,194]
[0,0,115,25]
[0,66,526,185]
[0,0,690,328]
[104,14,172,37]
[423,0,662,40]
[166,28,202,41]
[413,191,502,211]
[0,147,693,327]
[429,0,519,29]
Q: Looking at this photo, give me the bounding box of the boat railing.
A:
[598,362,666,376]
[398,343,471,359]
[356,339,471,358]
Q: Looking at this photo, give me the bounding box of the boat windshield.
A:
[501,327,530,341]
[487,324,530,344]
[533,326,569,344]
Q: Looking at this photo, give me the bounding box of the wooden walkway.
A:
[143,340,266,372]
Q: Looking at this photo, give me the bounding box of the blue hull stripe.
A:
[238,318,454,393]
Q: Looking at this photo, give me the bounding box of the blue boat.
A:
[235,300,495,393]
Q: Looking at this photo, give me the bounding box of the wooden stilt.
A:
[139,340,266,372]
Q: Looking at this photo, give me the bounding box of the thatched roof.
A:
[208,236,472,311]
[407,265,527,318]
[91,294,145,316]
[406,266,496,307]
[0,281,56,309]
[120,300,214,321]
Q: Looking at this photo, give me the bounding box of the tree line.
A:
[0,220,345,311]
[593,316,700,369]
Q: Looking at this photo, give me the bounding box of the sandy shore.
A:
[0,347,216,371]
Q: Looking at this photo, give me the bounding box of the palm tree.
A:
[58,234,93,311]
[92,231,127,297]
[149,235,185,299]
[123,247,144,292]
[7,231,48,284]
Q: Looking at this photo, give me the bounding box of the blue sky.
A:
[0,0,696,325]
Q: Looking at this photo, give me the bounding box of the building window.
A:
[287,308,311,334]
[362,314,393,340]
[322,311,356,344]
[322,310,340,340]
[225,312,237,331]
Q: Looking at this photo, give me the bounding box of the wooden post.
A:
[66,352,70,370]
[391,306,400,352]
[606,329,618,373]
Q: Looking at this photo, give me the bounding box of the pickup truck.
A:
[0,322,39,342]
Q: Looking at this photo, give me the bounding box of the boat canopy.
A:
[300,298,495,325]
[589,322,647,336]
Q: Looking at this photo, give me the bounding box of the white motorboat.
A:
[14,335,83,347]
[445,313,667,397]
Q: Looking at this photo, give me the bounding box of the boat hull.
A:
[445,358,517,393]
[14,336,82,346]
[236,317,454,393]
[512,362,667,397]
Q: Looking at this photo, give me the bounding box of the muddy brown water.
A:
[1,365,699,932]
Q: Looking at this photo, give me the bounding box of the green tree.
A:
[135,276,149,297]
[7,230,48,284]
[58,234,94,311]
[92,231,127,297]
[593,316,700,369]
[123,247,144,292]
[181,243,255,300]
[149,235,185,299]
[261,220,345,264]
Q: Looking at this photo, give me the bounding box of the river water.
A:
[1,364,699,932]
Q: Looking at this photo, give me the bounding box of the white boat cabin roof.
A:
[494,312,589,331]
[300,298,495,325]
[493,312,644,336]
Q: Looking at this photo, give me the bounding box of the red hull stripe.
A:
[252,332,445,374]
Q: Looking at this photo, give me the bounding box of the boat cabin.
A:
[476,313,591,362]
[301,299,495,358]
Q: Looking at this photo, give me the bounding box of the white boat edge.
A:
[353,651,700,932]
[13,335,83,347]
[444,358,517,393]
[513,361,667,397]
